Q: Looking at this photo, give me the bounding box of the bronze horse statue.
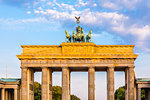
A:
[72,30,76,42]
[65,30,71,42]
[86,30,92,42]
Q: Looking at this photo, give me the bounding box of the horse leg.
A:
[65,37,67,42]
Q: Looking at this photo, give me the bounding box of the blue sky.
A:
[0,0,150,99]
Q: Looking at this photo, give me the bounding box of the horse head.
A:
[65,30,69,36]
[73,30,75,35]
[89,30,92,35]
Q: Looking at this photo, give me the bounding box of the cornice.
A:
[17,54,138,60]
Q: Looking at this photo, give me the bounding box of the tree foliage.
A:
[52,86,62,100]
[115,86,145,100]
[34,81,41,100]
[71,95,80,100]
[115,86,125,100]
[34,82,80,100]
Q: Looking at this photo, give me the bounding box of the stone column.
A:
[49,68,52,100]
[128,67,135,100]
[0,89,1,100]
[42,68,52,100]
[138,88,141,100]
[134,83,136,100]
[6,90,8,100]
[62,67,70,100]
[21,68,28,100]
[125,68,128,100]
[2,88,5,100]
[8,91,11,100]
[107,67,114,100]
[88,67,95,100]
[28,69,34,100]
[14,89,18,100]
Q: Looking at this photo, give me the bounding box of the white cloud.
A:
[0,17,49,25]
[122,0,140,9]
[112,24,150,40]
[61,3,75,11]
[28,0,150,52]
[112,24,150,51]
[99,0,141,10]
[93,3,97,7]
[101,1,121,10]
[47,2,52,5]
[38,7,42,10]
[34,10,40,14]
[26,11,31,14]
[128,25,150,40]
[78,0,88,7]
[33,6,128,27]
[40,0,46,2]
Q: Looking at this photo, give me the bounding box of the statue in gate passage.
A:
[65,16,92,43]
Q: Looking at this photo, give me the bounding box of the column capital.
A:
[138,87,141,89]
[21,67,28,69]
[107,66,115,70]
[62,67,70,70]
[42,67,48,69]
[128,65,135,68]
[107,65,115,68]
[13,87,19,90]
[88,67,95,69]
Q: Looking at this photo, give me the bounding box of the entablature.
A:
[17,43,138,60]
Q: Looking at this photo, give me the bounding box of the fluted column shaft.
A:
[107,67,114,100]
[14,89,18,100]
[21,68,28,100]
[138,88,141,100]
[128,67,135,100]
[62,67,70,100]
[6,90,8,100]
[8,91,11,100]
[2,88,5,100]
[125,68,129,100]
[42,68,52,100]
[28,69,34,100]
[88,67,95,100]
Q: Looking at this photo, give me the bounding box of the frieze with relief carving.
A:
[21,59,135,65]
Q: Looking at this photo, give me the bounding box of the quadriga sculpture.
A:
[65,16,92,43]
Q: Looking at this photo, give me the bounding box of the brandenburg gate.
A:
[17,42,137,100]
[17,17,138,100]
